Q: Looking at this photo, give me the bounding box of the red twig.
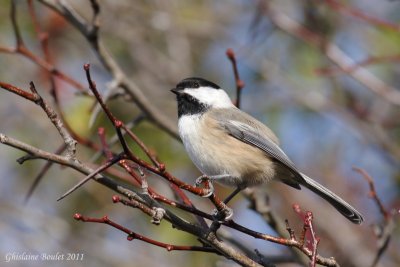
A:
[73,213,217,253]
[84,64,116,122]
[226,48,245,108]
[0,1,86,92]
[121,124,162,169]
[304,211,320,267]
[353,167,389,221]
[0,81,37,102]
[353,167,396,267]
[84,64,139,168]
[292,204,308,247]
[209,193,230,213]
[292,204,320,267]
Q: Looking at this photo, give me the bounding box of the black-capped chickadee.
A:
[171,77,363,224]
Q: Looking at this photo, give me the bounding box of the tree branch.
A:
[353,167,396,267]
[37,0,179,139]
[74,213,218,253]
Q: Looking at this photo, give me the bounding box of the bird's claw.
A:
[195,175,209,186]
[195,175,214,197]
[212,206,234,221]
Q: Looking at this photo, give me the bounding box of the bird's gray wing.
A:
[214,111,364,224]
[221,119,305,186]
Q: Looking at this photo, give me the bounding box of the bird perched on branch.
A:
[171,77,363,224]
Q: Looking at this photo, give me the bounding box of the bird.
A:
[171,77,363,224]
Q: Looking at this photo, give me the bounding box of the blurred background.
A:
[0,0,399,266]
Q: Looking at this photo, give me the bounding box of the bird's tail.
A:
[300,174,363,224]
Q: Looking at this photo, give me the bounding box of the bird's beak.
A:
[170,88,181,95]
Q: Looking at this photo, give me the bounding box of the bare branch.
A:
[73,213,217,253]
[0,82,77,159]
[38,0,179,139]
[244,189,309,265]
[224,218,338,266]
[57,153,126,201]
[24,144,66,203]
[0,81,37,101]
[29,82,77,158]
[0,2,87,92]
[353,167,389,220]
[353,167,396,267]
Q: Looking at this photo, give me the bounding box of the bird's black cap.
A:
[174,77,220,91]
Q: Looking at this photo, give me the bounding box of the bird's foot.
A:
[212,206,234,221]
[195,175,214,197]
[195,174,233,198]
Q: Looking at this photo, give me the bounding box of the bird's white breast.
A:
[178,114,228,178]
[178,114,208,172]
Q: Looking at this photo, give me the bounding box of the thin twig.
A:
[0,2,86,92]
[353,167,389,220]
[29,82,78,158]
[121,124,162,169]
[353,167,395,267]
[57,153,126,201]
[24,144,67,204]
[0,81,77,158]
[38,0,179,138]
[226,48,245,108]
[0,81,37,101]
[244,189,308,265]
[0,132,138,202]
[73,213,217,253]
[223,220,338,267]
